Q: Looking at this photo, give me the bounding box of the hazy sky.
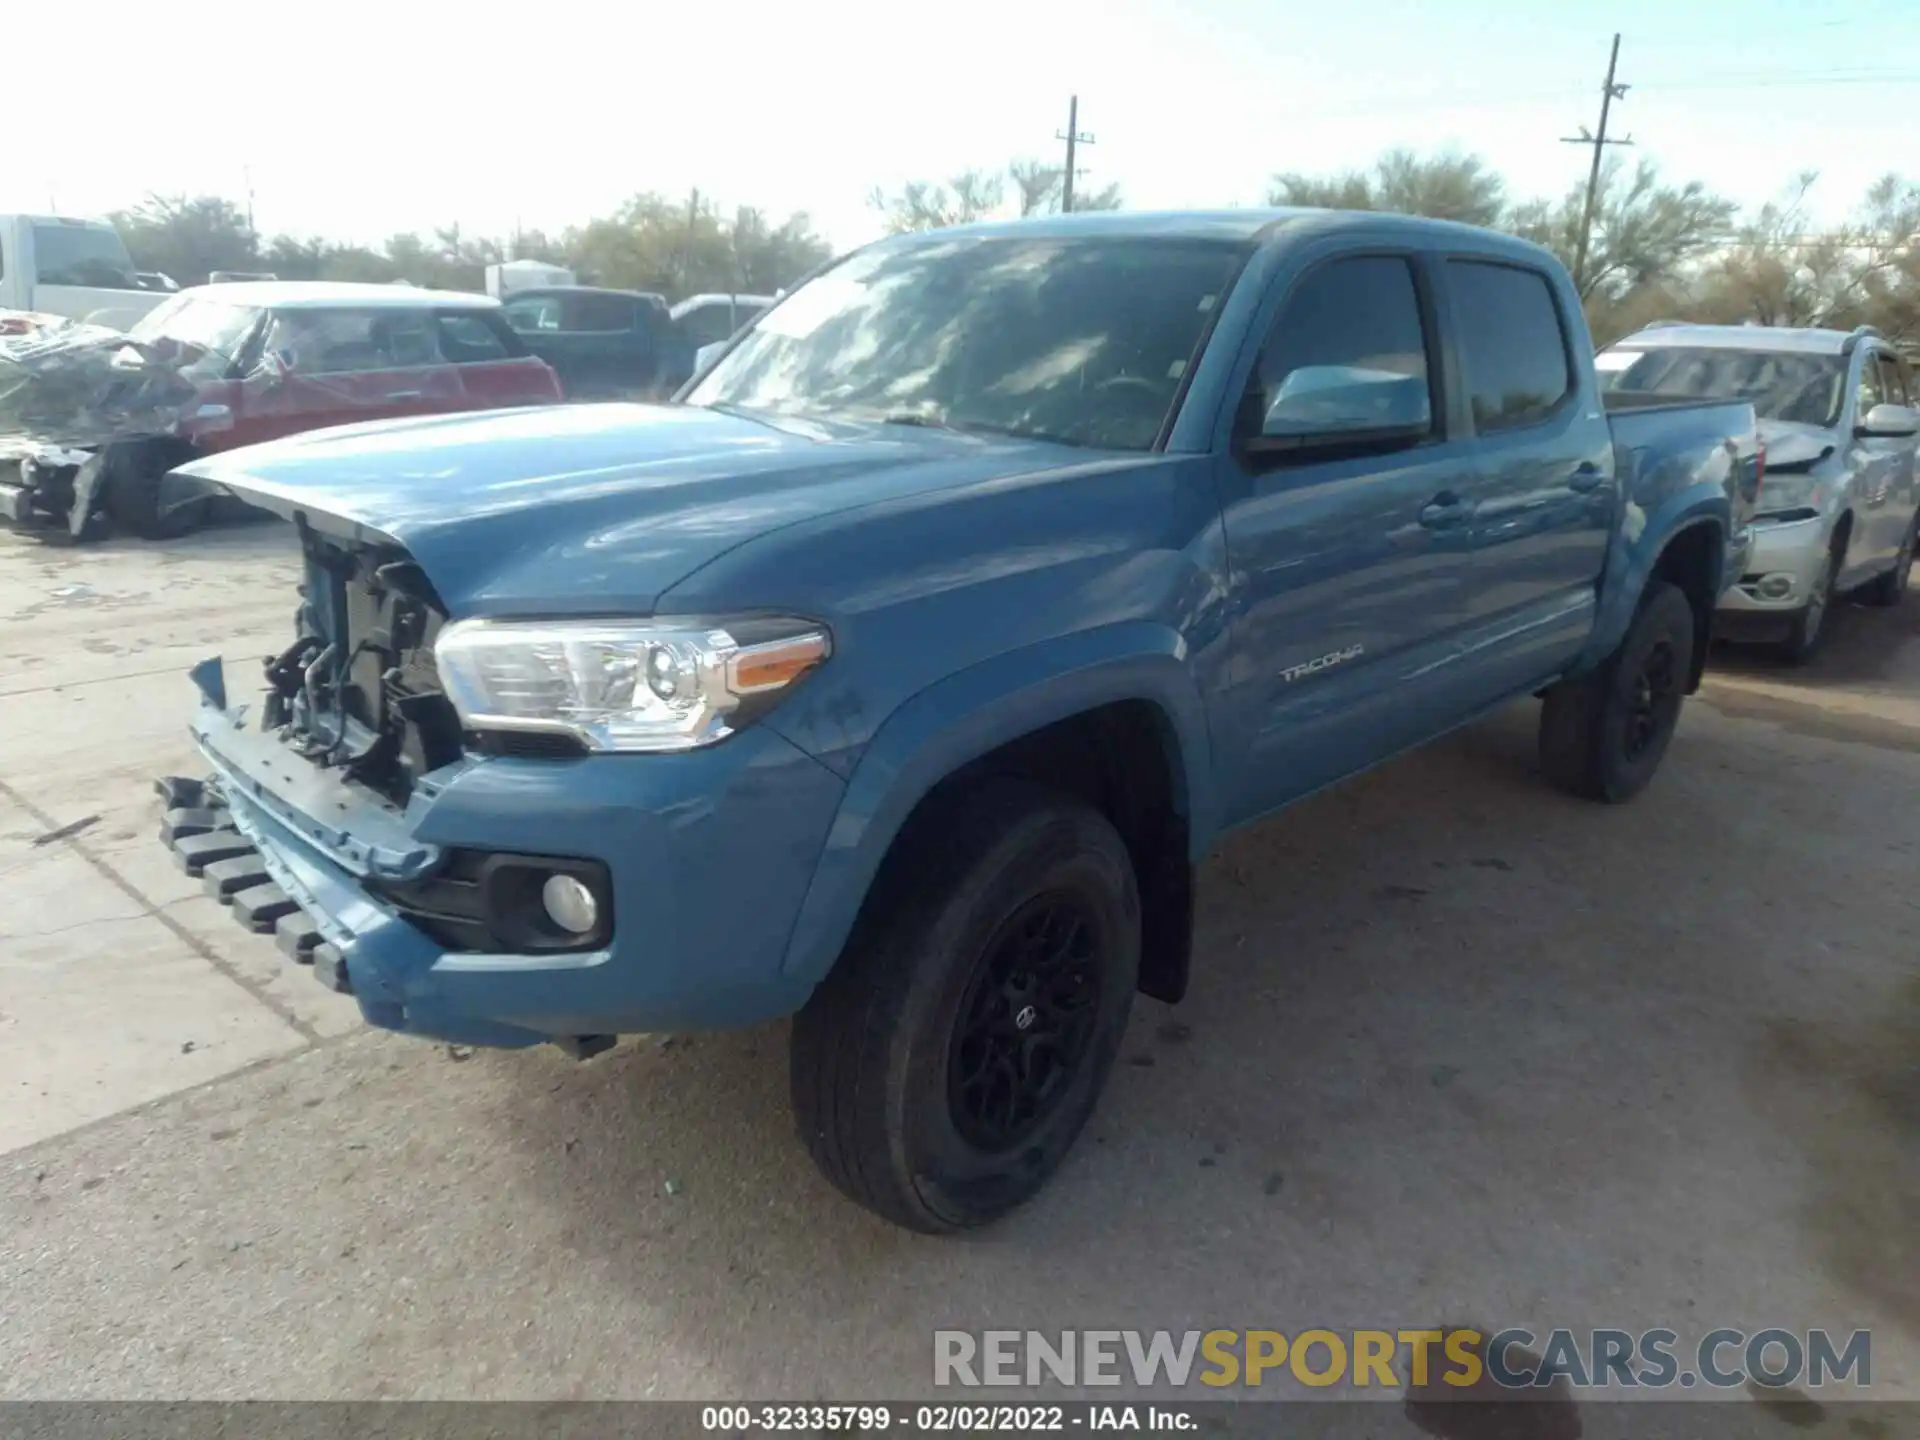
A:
[10,0,1916,252]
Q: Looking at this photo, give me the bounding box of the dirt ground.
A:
[1,519,1915,1417]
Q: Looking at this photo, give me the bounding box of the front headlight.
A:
[1756,472,1826,518]
[434,617,830,753]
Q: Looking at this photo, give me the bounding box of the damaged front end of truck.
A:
[155,415,852,1054]
[156,515,551,1037]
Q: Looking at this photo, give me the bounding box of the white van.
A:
[0,215,170,330]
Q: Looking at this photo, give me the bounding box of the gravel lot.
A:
[2,519,1915,1411]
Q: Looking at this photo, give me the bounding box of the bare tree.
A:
[1507,158,1737,304]
[875,160,1124,231]
[868,170,1008,233]
[1268,150,1504,227]
[1692,173,1917,341]
[1009,159,1064,217]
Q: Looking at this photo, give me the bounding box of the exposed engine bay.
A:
[262,524,464,806]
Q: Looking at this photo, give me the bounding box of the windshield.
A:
[687,235,1250,451]
[128,295,263,381]
[31,223,140,290]
[1608,346,1847,427]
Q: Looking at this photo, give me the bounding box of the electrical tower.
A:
[1056,96,1096,214]
[1561,33,1634,292]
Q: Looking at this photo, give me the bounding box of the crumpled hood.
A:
[0,319,201,447]
[176,402,1089,615]
[1757,418,1838,472]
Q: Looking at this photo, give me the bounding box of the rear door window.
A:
[1856,356,1885,418]
[30,222,139,289]
[1875,352,1909,407]
[264,308,441,373]
[560,291,638,332]
[1447,261,1572,433]
[678,302,740,349]
[503,295,560,333]
[436,311,518,363]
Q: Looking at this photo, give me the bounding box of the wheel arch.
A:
[1646,519,1725,694]
[779,623,1215,1004]
[1581,502,1727,690]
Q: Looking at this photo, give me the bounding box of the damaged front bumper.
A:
[0,445,110,536]
[163,658,845,1051]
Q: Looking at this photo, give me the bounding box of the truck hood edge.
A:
[175,403,1102,616]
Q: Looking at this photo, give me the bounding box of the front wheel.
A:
[103,440,208,540]
[1861,514,1916,608]
[1774,536,1843,664]
[1539,580,1696,804]
[790,779,1140,1233]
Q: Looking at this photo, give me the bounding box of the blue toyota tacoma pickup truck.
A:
[157,210,1760,1232]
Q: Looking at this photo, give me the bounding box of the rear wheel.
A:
[790,779,1139,1233]
[1540,580,1695,804]
[1861,513,1916,608]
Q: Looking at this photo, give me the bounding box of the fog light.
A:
[1758,574,1794,600]
[541,874,600,935]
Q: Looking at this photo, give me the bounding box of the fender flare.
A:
[1575,491,1728,676]
[777,621,1215,985]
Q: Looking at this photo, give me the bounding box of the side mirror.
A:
[694,341,724,374]
[1242,365,1433,455]
[1857,403,1920,439]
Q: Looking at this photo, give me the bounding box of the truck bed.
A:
[1607,394,1762,537]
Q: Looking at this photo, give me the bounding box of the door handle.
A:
[1567,463,1604,493]
[1419,491,1470,528]
[385,390,423,402]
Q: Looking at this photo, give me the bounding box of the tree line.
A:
[114,150,1917,348]
[114,193,836,303]
[1267,151,1919,347]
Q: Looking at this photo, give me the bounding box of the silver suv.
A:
[1600,323,1920,661]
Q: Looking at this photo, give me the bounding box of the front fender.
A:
[777,621,1214,985]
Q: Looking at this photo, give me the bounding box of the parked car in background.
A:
[669,292,772,350]
[665,293,773,391]
[0,214,170,331]
[500,285,687,400]
[161,210,1759,1232]
[1602,323,1920,661]
[0,282,561,539]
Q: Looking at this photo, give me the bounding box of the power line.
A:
[1563,33,1634,291]
[1258,69,1916,126]
[1643,73,1920,93]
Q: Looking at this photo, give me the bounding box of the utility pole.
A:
[1055,96,1095,214]
[1560,33,1633,293]
[680,187,701,290]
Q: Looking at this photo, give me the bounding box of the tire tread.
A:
[790,779,1130,1232]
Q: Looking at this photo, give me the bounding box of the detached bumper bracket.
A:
[157,773,352,997]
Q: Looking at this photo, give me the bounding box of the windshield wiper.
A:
[902,413,1097,449]
[699,400,776,424]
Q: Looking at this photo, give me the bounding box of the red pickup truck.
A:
[0,281,562,538]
